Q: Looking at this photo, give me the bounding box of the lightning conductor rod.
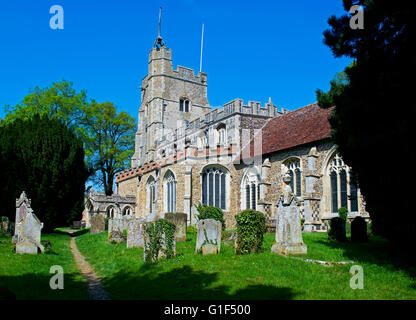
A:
[158,7,162,38]
[200,23,205,73]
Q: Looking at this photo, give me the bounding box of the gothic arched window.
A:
[106,206,115,219]
[285,159,302,197]
[164,171,176,213]
[202,166,228,210]
[147,177,156,213]
[122,206,132,216]
[241,167,261,210]
[328,153,360,213]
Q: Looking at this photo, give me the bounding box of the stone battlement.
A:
[154,98,289,148]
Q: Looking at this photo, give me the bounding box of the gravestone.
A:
[107,217,129,243]
[271,173,307,255]
[143,221,176,262]
[13,191,31,243]
[351,216,368,242]
[327,217,348,242]
[1,217,9,234]
[90,214,106,234]
[195,219,222,254]
[13,191,45,254]
[127,219,145,248]
[164,213,187,242]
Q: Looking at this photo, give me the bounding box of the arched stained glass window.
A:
[241,167,260,210]
[164,171,176,213]
[328,153,360,213]
[147,177,156,213]
[202,167,227,210]
[285,159,302,197]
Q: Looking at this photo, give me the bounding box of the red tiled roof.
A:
[239,103,334,160]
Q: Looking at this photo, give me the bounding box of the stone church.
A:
[83,29,369,231]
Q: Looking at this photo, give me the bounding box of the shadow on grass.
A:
[317,235,416,280]
[102,265,296,300]
[53,228,90,237]
[0,272,88,300]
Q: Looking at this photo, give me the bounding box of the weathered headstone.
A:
[127,219,145,248]
[90,214,106,234]
[271,173,307,255]
[143,221,176,262]
[327,217,347,242]
[108,230,126,244]
[15,210,44,254]
[13,191,44,254]
[1,217,8,232]
[195,219,222,254]
[13,191,31,243]
[351,216,368,242]
[164,213,187,242]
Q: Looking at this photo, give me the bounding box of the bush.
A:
[328,217,348,242]
[195,203,225,230]
[235,209,266,254]
[338,207,348,221]
[144,219,176,263]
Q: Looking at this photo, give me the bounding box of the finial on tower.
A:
[153,7,167,50]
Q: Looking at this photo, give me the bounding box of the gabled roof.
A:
[238,103,334,161]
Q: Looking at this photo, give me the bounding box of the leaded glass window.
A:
[202,167,227,210]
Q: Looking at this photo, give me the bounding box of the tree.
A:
[3,79,88,128]
[83,101,136,196]
[317,0,416,248]
[0,116,90,232]
[3,80,137,196]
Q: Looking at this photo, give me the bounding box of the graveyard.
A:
[1,223,415,300]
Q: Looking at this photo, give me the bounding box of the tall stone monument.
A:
[14,191,44,254]
[271,172,307,255]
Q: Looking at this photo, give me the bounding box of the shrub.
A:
[328,217,348,242]
[235,209,266,254]
[195,203,225,230]
[338,207,348,221]
[144,219,176,263]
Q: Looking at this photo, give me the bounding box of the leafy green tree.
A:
[3,79,88,128]
[317,0,415,248]
[3,80,136,196]
[0,116,90,232]
[83,101,136,196]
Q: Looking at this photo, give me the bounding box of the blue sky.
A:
[0,0,351,120]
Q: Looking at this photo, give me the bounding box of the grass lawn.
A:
[0,232,88,299]
[76,230,416,300]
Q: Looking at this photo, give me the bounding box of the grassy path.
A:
[69,235,110,300]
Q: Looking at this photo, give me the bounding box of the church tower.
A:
[132,8,210,167]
